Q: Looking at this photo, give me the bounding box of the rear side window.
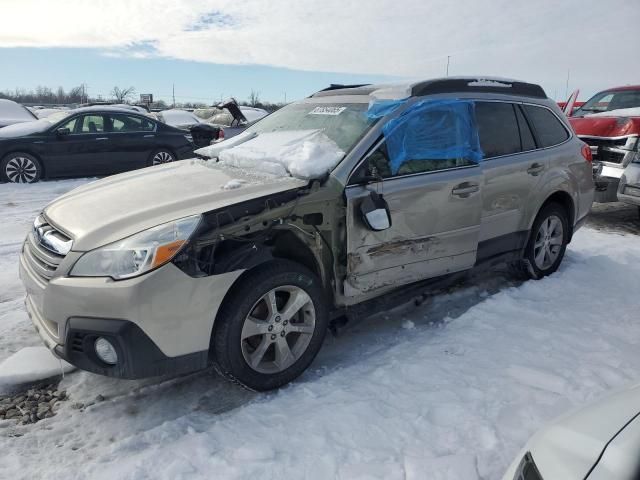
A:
[515,105,536,151]
[474,102,521,159]
[79,115,105,133]
[523,105,569,148]
[110,114,155,132]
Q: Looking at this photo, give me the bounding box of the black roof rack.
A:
[411,78,546,99]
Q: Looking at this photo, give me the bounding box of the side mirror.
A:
[56,127,70,136]
[360,191,391,231]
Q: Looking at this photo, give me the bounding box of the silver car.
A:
[19,78,594,390]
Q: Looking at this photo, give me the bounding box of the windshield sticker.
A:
[309,106,347,116]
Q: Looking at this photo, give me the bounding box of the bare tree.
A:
[248,90,261,107]
[111,86,137,103]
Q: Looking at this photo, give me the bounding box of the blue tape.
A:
[381,99,483,175]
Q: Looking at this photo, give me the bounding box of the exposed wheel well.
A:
[537,191,575,240]
[271,230,322,280]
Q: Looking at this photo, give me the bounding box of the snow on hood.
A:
[196,130,345,180]
[586,107,640,118]
[0,119,51,138]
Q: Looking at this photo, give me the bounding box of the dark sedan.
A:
[0,106,195,183]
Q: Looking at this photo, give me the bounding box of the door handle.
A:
[95,137,109,141]
[527,163,545,176]
[451,183,480,197]
[143,134,155,138]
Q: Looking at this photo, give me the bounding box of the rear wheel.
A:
[149,149,175,166]
[212,260,329,391]
[523,202,569,279]
[1,152,42,183]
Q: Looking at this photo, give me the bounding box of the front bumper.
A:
[19,244,243,378]
[593,164,624,203]
[55,318,208,379]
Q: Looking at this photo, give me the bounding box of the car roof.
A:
[600,85,640,92]
[311,76,547,100]
[68,105,150,115]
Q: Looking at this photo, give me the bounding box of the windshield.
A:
[574,89,640,116]
[244,102,373,153]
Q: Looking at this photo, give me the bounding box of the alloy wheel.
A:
[152,151,174,165]
[240,285,316,374]
[533,215,564,270]
[5,156,38,183]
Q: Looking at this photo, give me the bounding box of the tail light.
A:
[218,128,225,140]
[581,142,593,162]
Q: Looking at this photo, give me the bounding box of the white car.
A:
[503,383,640,479]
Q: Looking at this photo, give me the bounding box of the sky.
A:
[0,0,639,104]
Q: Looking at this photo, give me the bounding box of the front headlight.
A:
[70,215,201,280]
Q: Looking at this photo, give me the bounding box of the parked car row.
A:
[0,106,195,182]
[0,97,272,182]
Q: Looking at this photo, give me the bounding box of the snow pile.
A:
[221,179,249,190]
[587,107,640,118]
[194,130,257,158]
[195,130,345,179]
[0,347,74,388]
[218,130,344,179]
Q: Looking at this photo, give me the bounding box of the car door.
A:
[44,114,109,177]
[103,114,157,173]
[475,101,549,257]
[344,142,483,298]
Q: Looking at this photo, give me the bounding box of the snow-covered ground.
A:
[1,180,639,480]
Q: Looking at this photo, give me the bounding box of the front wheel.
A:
[523,202,569,279]
[1,152,43,183]
[212,260,329,391]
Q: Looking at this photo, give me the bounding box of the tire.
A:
[212,260,329,391]
[1,152,43,183]
[522,202,570,279]
[148,149,175,166]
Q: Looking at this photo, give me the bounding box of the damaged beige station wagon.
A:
[20,78,594,390]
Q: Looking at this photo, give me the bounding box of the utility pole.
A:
[172,83,176,108]
[284,92,287,104]
[446,56,450,77]
[564,69,570,99]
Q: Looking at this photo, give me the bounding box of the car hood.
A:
[569,116,640,137]
[44,159,307,251]
[520,384,640,479]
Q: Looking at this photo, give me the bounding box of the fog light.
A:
[95,337,118,365]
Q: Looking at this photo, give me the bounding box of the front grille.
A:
[23,220,70,283]
[580,136,637,165]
